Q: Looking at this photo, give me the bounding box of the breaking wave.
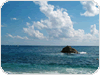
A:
[79,52,87,54]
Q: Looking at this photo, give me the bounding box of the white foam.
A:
[39,71,59,74]
[79,52,87,54]
[6,71,17,74]
[5,68,95,74]
[5,71,60,74]
[66,68,95,74]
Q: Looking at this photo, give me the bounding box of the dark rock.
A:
[96,58,99,60]
[61,46,79,54]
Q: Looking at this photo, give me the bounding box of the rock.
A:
[61,46,79,54]
[96,58,99,60]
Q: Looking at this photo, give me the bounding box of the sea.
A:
[1,45,99,74]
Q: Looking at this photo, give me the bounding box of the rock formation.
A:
[61,46,79,54]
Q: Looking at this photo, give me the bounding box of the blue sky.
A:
[1,1,99,46]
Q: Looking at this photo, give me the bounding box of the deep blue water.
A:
[1,45,99,74]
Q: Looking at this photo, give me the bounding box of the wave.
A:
[5,71,59,74]
[6,71,18,74]
[42,52,87,57]
[65,67,95,74]
[79,52,87,54]
[5,67,95,74]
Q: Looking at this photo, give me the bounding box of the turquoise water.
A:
[1,45,99,74]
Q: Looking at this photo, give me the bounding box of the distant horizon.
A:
[1,44,99,46]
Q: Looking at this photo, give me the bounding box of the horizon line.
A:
[1,45,99,46]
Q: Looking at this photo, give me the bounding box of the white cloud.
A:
[11,18,17,20]
[23,25,46,39]
[62,24,99,41]
[1,25,7,27]
[23,1,99,44]
[26,22,30,26]
[1,23,7,27]
[7,33,29,40]
[16,35,29,40]
[80,1,99,16]
[28,16,31,20]
[90,24,99,35]
[33,1,87,39]
[7,33,14,38]
[33,20,47,29]
[33,1,74,39]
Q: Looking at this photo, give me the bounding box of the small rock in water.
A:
[96,58,99,60]
[61,46,79,54]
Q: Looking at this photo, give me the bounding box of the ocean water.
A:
[1,45,99,74]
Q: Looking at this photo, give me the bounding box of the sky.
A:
[1,1,99,46]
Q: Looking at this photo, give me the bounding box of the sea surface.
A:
[1,45,99,74]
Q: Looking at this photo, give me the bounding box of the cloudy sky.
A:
[1,1,99,46]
